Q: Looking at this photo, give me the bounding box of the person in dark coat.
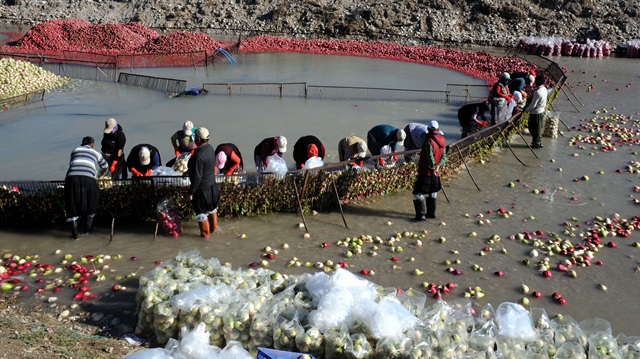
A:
[215,143,244,176]
[64,136,109,239]
[367,124,406,166]
[412,121,447,221]
[253,136,287,172]
[187,128,219,239]
[101,118,127,180]
[458,100,491,138]
[126,144,162,177]
[292,135,326,169]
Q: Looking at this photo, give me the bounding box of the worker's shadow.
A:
[342,203,409,220]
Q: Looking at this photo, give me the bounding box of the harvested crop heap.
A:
[132,249,640,358]
[0,57,69,100]
[3,19,223,55]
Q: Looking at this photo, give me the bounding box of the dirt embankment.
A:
[1,0,639,47]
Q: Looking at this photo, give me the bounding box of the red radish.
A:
[321,242,329,248]
[552,292,562,300]
[446,282,456,289]
[79,286,89,292]
[131,256,138,261]
[557,264,568,272]
[543,270,552,278]
[454,269,463,275]
[558,298,567,305]
[20,285,28,291]
[532,291,542,298]
[361,269,369,275]
[607,241,616,248]
[154,260,162,265]
[495,271,504,277]
[391,257,399,262]
[266,253,275,260]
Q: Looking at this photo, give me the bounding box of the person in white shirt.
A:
[524,75,548,148]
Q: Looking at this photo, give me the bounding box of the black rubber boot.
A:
[83,215,95,235]
[426,197,437,219]
[413,199,426,221]
[70,219,80,240]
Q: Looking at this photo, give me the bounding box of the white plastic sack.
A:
[495,302,537,342]
[171,283,235,311]
[364,296,420,340]
[152,166,182,176]
[308,287,355,331]
[304,156,324,170]
[170,323,217,359]
[122,348,171,359]
[218,340,253,359]
[264,154,288,175]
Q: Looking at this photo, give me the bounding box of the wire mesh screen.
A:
[202,82,307,97]
[306,86,450,102]
[446,84,491,103]
[42,62,117,82]
[118,72,186,93]
[116,52,208,69]
[0,90,45,109]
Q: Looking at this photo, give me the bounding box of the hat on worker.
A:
[104,118,117,134]
[216,151,227,169]
[139,147,151,166]
[527,74,535,85]
[277,136,287,153]
[428,120,440,130]
[307,144,319,158]
[183,121,194,136]
[356,141,367,158]
[501,72,511,81]
[396,129,406,146]
[196,127,209,140]
[513,91,523,102]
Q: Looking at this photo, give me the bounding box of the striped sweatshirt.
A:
[65,145,109,178]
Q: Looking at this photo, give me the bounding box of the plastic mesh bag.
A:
[172,152,191,174]
[543,110,560,138]
[157,198,183,237]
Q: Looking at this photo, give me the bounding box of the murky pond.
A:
[1,51,639,338]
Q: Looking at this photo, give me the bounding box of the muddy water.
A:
[1,53,639,337]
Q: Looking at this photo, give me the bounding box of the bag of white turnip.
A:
[345,333,372,359]
[223,295,263,346]
[587,332,619,358]
[396,287,427,315]
[578,318,612,337]
[273,313,303,351]
[554,341,587,359]
[323,324,350,359]
[135,281,173,338]
[543,110,559,138]
[153,300,180,345]
[248,285,295,354]
[295,325,324,357]
[495,302,537,342]
[552,315,588,349]
[374,335,412,358]
[616,333,640,358]
[172,152,191,174]
[475,303,496,328]
[495,334,528,358]
[405,323,438,353]
[218,340,253,359]
[467,319,496,355]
